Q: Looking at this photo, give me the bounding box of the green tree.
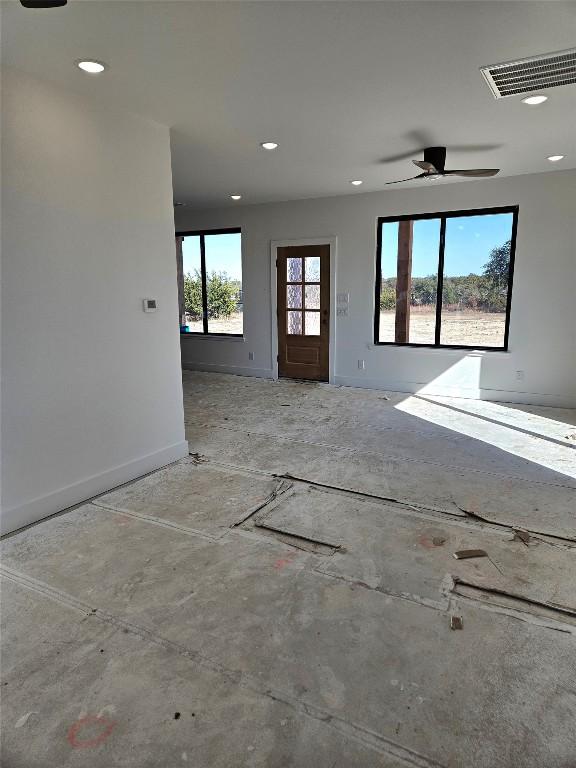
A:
[441,278,458,306]
[482,239,511,311]
[379,243,512,316]
[183,270,238,320]
[207,271,237,319]
[411,276,437,306]
[184,270,203,319]
[380,282,396,310]
[483,239,511,284]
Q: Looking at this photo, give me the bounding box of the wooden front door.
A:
[277,244,330,381]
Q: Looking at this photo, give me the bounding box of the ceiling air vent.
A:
[480,48,576,98]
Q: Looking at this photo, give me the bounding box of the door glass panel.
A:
[287,258,302,282]
[287,285,302,309]
[305,256,320,281]
[304,285,320,309]
[287,311,303,334]
[305,311,320,335]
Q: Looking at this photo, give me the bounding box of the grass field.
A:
[182,311,244,335]
[181,309,505,347]
[379,308,506,346]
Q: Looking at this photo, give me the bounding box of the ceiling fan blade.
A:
[384,174,427,185]
[413,160,437,172]
[442,169,500,178]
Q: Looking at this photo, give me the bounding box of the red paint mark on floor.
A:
[112,515,132,526]
[274,552,298,570]
[67,715,116,749]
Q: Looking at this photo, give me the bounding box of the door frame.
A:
[270,237,337,383]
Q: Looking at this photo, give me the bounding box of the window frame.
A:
[373,205,519,351]
[177,227,243,338]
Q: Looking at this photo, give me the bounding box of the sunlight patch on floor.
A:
[394,394,576,480]
[425,395,576,442]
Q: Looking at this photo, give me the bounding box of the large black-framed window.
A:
[177,228,243,337]
[374,206,518,351]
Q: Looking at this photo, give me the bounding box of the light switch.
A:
[143,299,157,313]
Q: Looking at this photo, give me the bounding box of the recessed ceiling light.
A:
[173,201,186,207]
[76,60,107,74]
[521,94,547,105]
[230,195,242,201]
[350,180,363,186]
[547,154,565,162]
[260,142,279,150]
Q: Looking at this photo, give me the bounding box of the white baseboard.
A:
[0,440,189,536]
[332,376,575,408]
[182,362,274,379]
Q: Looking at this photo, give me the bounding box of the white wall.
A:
[176,170,576,408]
[1,70,187,534]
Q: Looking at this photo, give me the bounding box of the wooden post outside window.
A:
[395,220,413,343]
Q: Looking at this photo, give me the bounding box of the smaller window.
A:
[177,229,243,336]
[374,206,518,350]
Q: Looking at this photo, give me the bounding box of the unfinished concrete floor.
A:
[2,372,576,767]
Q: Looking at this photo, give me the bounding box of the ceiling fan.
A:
[386,146,500,185]
[20,0,67,7]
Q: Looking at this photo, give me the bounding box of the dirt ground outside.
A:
[181,309,506,347]
[379,308,506,346]
[182,311,244,335]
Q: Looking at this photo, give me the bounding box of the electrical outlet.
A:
[358,359,365,370]
[248,352,254,361]
[336,307,348,317]
[516,370,525,381]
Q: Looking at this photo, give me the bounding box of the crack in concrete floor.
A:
[2,372,576,767]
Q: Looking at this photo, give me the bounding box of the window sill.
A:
[180,333,245,342]
[366,342,510,354]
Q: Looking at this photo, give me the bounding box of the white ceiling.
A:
[3,1,576,209]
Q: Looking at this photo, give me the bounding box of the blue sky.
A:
[182,233,242,281]
[382,212,513,278]
[182,213,512,284]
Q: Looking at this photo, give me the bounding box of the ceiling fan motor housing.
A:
[20,0,67,7]
[423,147,447,173]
